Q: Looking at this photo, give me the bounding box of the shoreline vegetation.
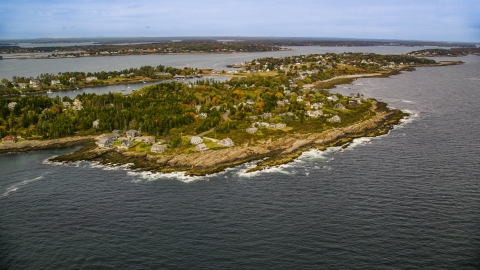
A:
[0,51,464,175]
[0,41,286,60]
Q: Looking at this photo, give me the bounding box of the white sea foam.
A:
[396,109,420,127]
[297,147,340,161]
[343,137,372,151]
[402,100,414,103]
[42,155,66,166]
[127,170,205,183]
[2,175,46,197]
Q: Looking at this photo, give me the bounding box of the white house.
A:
[261,113,272,119]
[311,103,323,110]
[86,77,97,82]
[17,83,27,89]
[73,99,83,111]
[327,95,339,101]
[69,77,76,83]
[306,110,323,118]
[51,80,61,85]
[334,103,345,109]
[197,113,207,118]
[190,136,203,145]
[246,99,255,105]
[195,143,208,151]
[218,138,234,147]
[30,80,40,88]
[151,143,167,153]
[7,102,17,110]
[275,123,287,129]
[63,102,71,108]
[143,136,155,145]
[329,115,341,123]
[93,119,100,128]
[246,127,258,133]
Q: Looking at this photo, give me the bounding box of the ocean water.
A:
[1,52,480,269]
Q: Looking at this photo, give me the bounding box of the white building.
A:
[7,102,17,110]
[311,103,323,110]
[151,143,167,153]
[246,127,258,133]
[86,77,97,82]
[327,95,339,101]
[329,115,341,123]
[218,138,234,147]
[73,99,83,111]
[195,143,208,151]
[306,110,323,118]
[190,136,203,145]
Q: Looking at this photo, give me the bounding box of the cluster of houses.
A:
[62,99,83,111]
[246,123,286,134]
[95,129,171,153]
[189,135,235,151]
[97,132,236,153]
[251,122,286,129]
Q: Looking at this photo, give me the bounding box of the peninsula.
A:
[0,52,462,175]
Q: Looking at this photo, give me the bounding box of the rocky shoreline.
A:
[0,135,97,154]
[46,103,407,176]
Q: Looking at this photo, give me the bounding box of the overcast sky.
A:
[0,0,479,42]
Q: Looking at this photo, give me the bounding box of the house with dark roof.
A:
[126,130,139,138]
[119,140,132,149]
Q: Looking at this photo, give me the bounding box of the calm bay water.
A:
[1,49,480,269]
[0,46,440,79]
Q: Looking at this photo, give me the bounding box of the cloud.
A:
[0,0,478,41]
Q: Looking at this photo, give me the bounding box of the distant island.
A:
[2,38,478,60]
[407,48,480,57]
[0,52,462,175]
[0,41,286,60]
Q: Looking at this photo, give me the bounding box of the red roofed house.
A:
[2,136,16,144]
